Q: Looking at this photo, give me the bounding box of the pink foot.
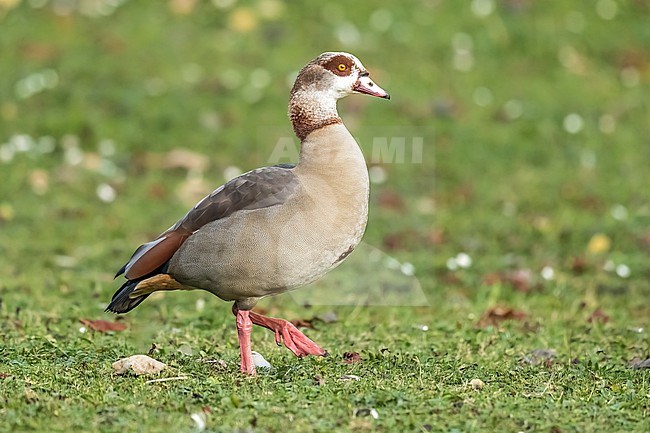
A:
[248,310,327,358]
[234,309,256,375]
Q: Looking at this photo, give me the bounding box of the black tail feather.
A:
[108,262,170,313]
[106,278,150,314]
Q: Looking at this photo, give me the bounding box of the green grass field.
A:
[1,1,649,432]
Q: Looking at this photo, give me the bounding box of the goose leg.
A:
[234,308,256,375]
[248,310,327,358]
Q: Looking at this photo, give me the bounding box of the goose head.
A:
[290,52,390,101]
[289,52,389,141]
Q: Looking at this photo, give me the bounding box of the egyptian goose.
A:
[107,52,390,374]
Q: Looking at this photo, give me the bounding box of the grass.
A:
[1,0,649,432]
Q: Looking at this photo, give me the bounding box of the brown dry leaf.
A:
[587,308,610,324]
[628,357,650,369]
[571,257,588,274]
[477,306,527,328]
[343,352,362,364]
[0,372,10,379]
[427,229,446,245]
[639,233,650,251]
[80,319,127,332]
[377,189,406,211]
[290,318,314,329]
[482,273,502,286]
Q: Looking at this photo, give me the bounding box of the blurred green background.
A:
[1,0,649,432]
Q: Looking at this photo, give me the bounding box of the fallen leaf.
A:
[639,233,650,251]
[290,318,314,329]
[425,228,445,244]
[343,352,362,364]
[628,357,650,369]
[482,272,502,286]
[571,256,588,274]
[112,355,167,376]
[0,372,10,379]
[477,306,527,328]
[377,189,406,211]
[79,319,127,332]
[587,308,609,324]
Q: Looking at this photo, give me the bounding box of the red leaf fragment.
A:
[587,308,609,324]
[343,352,362,364]
[377,189,406,211]
[80,318,127,332]
[290,318,314,329]
[571,257,588,274]
[477,306,527,328]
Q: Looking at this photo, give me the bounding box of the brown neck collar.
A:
[288,88,342,142]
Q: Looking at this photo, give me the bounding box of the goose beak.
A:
[353,72,390,99]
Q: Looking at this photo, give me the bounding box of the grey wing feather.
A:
[117,164,298,279]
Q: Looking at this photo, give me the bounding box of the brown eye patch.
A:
[322,55,354,77]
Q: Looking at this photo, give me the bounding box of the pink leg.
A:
[234,309,256,375]
[248,310,327,358]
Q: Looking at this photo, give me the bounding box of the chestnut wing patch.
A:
[117,165,298,280]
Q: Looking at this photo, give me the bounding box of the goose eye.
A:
[337,64,347,71]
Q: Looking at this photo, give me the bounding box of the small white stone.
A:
[469,378,485,390]
[251,351,271,369]
[96,183,117,203]
[400,262,415,276]
[540,266,555,281]
[190,412,207,431]
[615,264,630,278]
[455,253,472,268]
[112,355,167,375]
